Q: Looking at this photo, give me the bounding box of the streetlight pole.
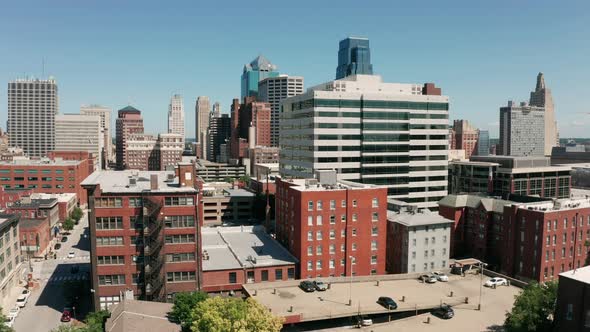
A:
[349,255,354,306]
[478,262,484,310]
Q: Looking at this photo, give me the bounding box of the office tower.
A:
[477,130,490,156]
[195,96,210,158]
[336,37,373,79]
[207,114,231,162]
[241,55,279,99]
[499,101,545,157]
[450,120,479,159]
[81,105,112,164]
[55,114,102,169]
[125,133,183,171]
[115,106,144,169]
[211,102,221,118]
[280,75,449,210]
[530,73,558,155]
[258,75,304,147]
[157,133,184,170]
[240,100,271,148]
[81,165,199,310]
[167,94,185,142]
[7,78,58,157]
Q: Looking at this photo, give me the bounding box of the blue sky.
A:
[1,0,589,138]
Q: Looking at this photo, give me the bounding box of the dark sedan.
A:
[432,304,454,319]
[377,296,398,310]
[299,280,315,292]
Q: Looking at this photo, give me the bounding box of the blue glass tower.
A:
[336,37,373,79]
[241,55,279,99]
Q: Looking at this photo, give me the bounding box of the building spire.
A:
[536,72,545,91]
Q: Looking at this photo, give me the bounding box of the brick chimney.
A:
[176,163,195,188]
[150,174,158,190]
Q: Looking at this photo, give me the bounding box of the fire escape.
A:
[142,195,166,302]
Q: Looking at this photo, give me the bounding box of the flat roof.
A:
[450,160,500,167]
[387,209,454,227]
[559,266,590,284]
[81,170,197,194]
[223,188,255,198]
[105,299,179,332]
[0,158,83,167]
[282,178,377,192]
[201,225,298,271]
[11,198,58,209]
[497,166,571,174]
[30,192,76,203]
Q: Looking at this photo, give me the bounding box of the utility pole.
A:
[349,255,354,306]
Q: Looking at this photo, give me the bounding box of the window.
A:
[547,221,551,231]
[96,217,123,230]
[330,200,336,210]
[443,248,447,255]
[425,238,429,245]
[340,229,345,238]
[275,269,283,280]
[165,215,195,228]
[329,244,335,254]
[316,215,323,225]
[166,252,196,262]
[431,237,435,245]
[329,259,335,269]
[352,214,358,222]
[261,270,269,281]
[431,249,435,256]
[352,228,357,236]
[97,256,124,265]
[98,275,125,286]
[316,231,322,240]
[411,264,416,272]
[341,244,345,252]
[412,251,416,259]
[129,197,142,207]
[288,268,295,280]
[412,239,416,247]
[330,215,336,224]
[316,260,323,269]
[371,255,377,264]
[329,230,335,239]
[167,271,196,282]
[341,200,346,207]
[372,212,378,221]
[371,240,377,250]
[424,250,428,258]
[372,198,378,208]
[96,236,123,246]
[352,243,357,251]
[228,272,237,283]
[308,201,313,211]
[307,261,313,271]
[164,234,195,244]
[372,226,378,236]
[307,231,313,241]
[164,197,194,206]
[443,235,447,243]
[553,235,557,245]
[564,218,568,229]
[307,216,313,226]
[95,197,122,208]
[341,215,346,223]
[316,245,322,255]
[317,200,323,210]
[352,200,357,207]
[307,246,313,256]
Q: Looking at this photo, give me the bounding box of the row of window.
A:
[290,98,449,111]
[307,213,380,226]
[410,248,448,259]
[0,169,69,174]
[3,184,70,189]
[95,196,195,208]
[307,198,378,211]
[96,215,195,230]
[306,256,378,271]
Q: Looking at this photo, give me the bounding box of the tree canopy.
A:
[170,291,209,331]
[71,207,84,221]
[190,297,283,332]
[0,307,14,332]
[504,281,558,332]
[62,218,75,232]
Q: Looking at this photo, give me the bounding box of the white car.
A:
[20,289,30,302]
[67,251,75,259]
[485,277,508,287]
[3,315,15,328]
[356,315,373,327]
[16,294,28,308]
[433,271,449,282]
[7,306,20,319]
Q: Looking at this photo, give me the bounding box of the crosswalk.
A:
[45,274,88,284]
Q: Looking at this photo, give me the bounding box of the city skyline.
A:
[0,1,589,138]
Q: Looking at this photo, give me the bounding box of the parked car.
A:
[16,294,28,308]
[420,274,437,283]
[313,280,328,291]
[19,289,30,302]
[3,315,15,328]
[61,237,68,243]
[432,304,454,319]
[7,306,20,319]
[355,315,373,327]
[485,277,508,287]
[377,296,398,310]
[432,271,449,282]
[299,280,315,292]
[60,307,72,322]
[54,243,61,250]
[67,251,75,259]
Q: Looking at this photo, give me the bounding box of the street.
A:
[13,211,91,332]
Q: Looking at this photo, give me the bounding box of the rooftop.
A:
[201,225,298,271]
[438,194,516,214]
[30,193,76,203]
[0,158,83,167]
[281,177,377,192]
[10,198,58,209]
[387,208,454,227]
[105,299,179,332]
[559,266,590,284]
[516,197,590,213]
[81,170,197,194]
[19,218,47,229]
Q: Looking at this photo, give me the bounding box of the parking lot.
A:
[249,273,520,328]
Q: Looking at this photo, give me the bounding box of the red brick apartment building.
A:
[275,171,388,279]
[82,164,201,310]
[0,157,90,205]
[19,217,51,257]
[439,194,590,282]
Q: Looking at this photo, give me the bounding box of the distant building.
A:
[336,37,373,79]
[552,146,590,165]
[201,226,297,292]
[6,196,60,234]
[241,55,279,99]
[529,72,558,156]
[55,114,102,170]
[450,120,479,159]
[8,78,58,157]
[275,171,388,278]
[0,214,24,309]
[499,101,545,156]
[206,114,231,163]
[201,183,255,226]
[258,75,304,147]
[229,97,272,162]
[477,130,490,156]
[195,160,246,182]
[386,207,452,274]
[211,102,221,119]
[248,146,279,176]
[126,133,183,171]
[167,94,185,142]
[553,266,590,332]
[115,106,144,170]
[81,105,113,164]
[19,217,51,257]
[0,187,33,209]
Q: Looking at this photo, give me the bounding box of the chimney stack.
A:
[150,174,158,190]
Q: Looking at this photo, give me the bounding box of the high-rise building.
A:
[195,96,210,159]
[477,130,490,156]
[229,97,272,161]
[211,102,221,119]
[280,75,449,210]
[55,114,102,170]
[530,72,558,156]
[499,101,545,157]
[167,94,185,142]
[157,133,184,170]
[81,105,112,165]
[258,75,304,147]
[115,106,144,169]
[450,120,479,159]
[207,114,231,163]
[241,55,279,99]
[125,133,183,171]
[336,37,373,79]
[8,78,58,157]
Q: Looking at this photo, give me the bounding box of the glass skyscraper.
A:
[336,37,373,79]
[241,55,279,99]
[477,130,490,156]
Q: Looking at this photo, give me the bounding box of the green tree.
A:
[63,218,75,232]
[71,207,84,222]
[84,310,110,332]
[170,291,209,331]
[49,325,83,332]
[190,297,283,332]
[0,307,15,332]
[504,281,558,332]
